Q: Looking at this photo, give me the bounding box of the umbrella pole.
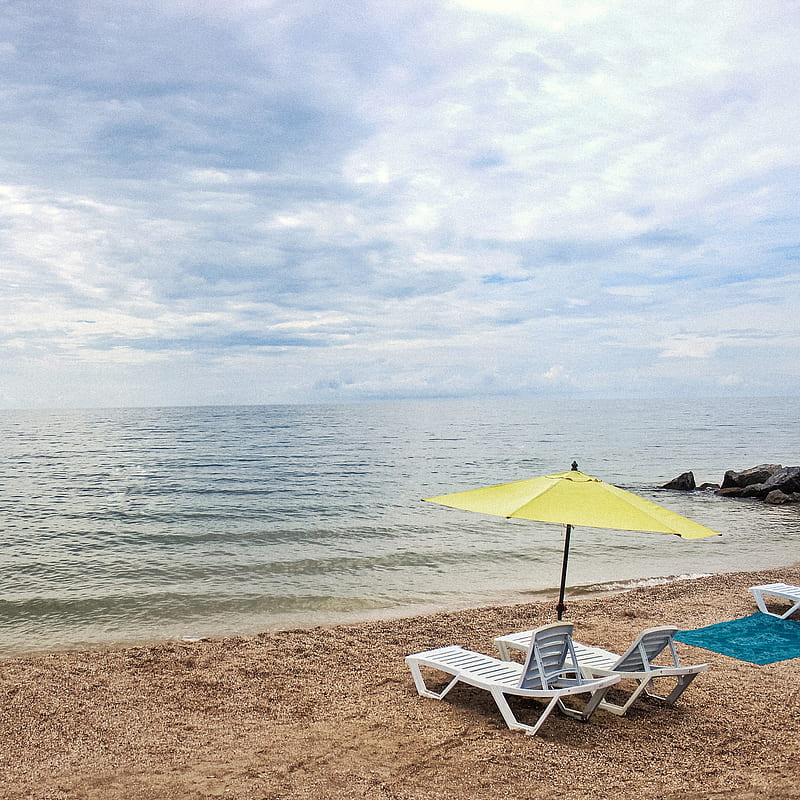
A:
[556,524,572,620]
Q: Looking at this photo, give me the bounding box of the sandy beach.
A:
[2,564,799,800]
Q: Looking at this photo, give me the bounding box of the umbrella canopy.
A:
[423,465,721,619]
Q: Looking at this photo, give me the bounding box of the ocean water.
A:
[1,396,799,657]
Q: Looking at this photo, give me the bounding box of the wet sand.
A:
[2,564,799,799]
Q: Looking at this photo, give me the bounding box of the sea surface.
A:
[1,396,799,657]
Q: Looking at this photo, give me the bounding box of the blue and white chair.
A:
[405,622,620,735]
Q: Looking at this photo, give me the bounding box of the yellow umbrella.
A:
[423,463,721,619]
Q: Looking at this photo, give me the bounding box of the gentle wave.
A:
[531,573,716,598]
[0,591,394,626]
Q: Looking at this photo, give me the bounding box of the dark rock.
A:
[764,490,800,505]
[761,466,800,495]
[713,465,800,504]
[661,471,695,490]
[716,486,744,497]
[740,467,800,500]
[720,464,782,490]
[740,482,769,498]
[698,482,721,491]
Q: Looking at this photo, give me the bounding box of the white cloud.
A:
[452,0,609,30]
[542,364,571,383]
[0,0,798,406]
[659,336,723,360]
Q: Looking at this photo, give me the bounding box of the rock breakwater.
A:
[661,464,800,505]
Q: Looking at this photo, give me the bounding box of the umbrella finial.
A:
[571,461,578,471]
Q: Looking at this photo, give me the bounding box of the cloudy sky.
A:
[1,0,799,408]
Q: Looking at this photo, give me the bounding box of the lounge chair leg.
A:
[644,672,700,706]
[407,661,461,700]
[572,685,615,720]
[598,672,700,714]
[597,682,646,716]
[489,688,561,736]
[495,640,512,661]
[751,591,798,617]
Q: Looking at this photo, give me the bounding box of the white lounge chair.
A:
[750,583,800,619]
[405,623,620,735]
[494,625,707,716]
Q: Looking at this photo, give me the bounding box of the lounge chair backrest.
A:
[612,626,680,672]
[519,623,580,690]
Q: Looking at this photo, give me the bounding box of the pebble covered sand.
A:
[2,565,799,799]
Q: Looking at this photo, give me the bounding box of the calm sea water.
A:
[1,397,799,656]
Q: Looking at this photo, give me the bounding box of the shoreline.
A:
[0,569,746,661]
[2,564,800,799]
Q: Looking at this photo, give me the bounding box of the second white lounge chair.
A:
[405,622,620,735]
[750,583,800,619]
[494,625,707,716]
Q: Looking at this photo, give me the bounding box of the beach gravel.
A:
[1,566,799,799]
